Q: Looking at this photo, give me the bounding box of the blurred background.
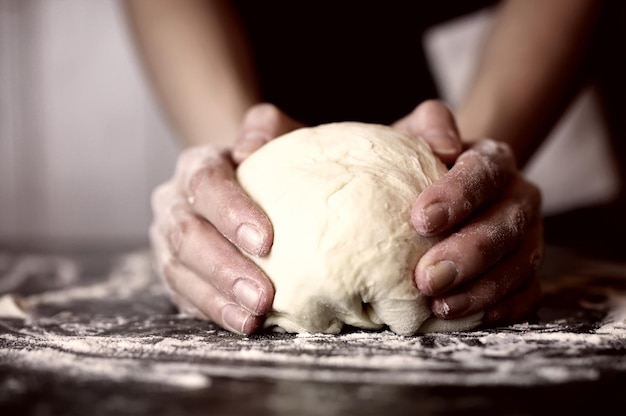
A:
[0,0,179,251]
[0,0,623,253]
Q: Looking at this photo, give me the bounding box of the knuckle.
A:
[451,146,516,216]
[467,140,515,183]
[471,231,502,261]
[167,208,195,255]
[207,261,232,292]
[186,157,229,205]
[476,139,514,163]
[175,146,228,201]
[186,167,210,203]
[443,171,480,215]
[480,206,526,255]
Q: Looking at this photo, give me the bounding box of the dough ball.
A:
[236,122,482,335]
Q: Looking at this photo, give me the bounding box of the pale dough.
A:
[0,294,30,321]
[236,122,482,335]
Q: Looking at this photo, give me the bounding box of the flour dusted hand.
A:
[149,104,305,335]
[149,145,274,334]
[237,122,483,335]
[394,101,543,326]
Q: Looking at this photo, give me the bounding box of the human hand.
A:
[150,103,303,334]
[232,103,305,164]
[394,100,543,326]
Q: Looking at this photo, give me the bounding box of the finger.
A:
[232,103,305,164]
[176,146,273,256]
[162,258,264,334]
[152,197,269,333]
[392,100,463,164]
[170,292,209,320]
[412,139,517,236]
[162,202,274,316]
[429,219,544,320]
[483,275,543,327]
[415,177,542,296]
[151,212,210,321]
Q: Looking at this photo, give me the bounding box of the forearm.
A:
[456,0,601,167]
[124,0,258,147]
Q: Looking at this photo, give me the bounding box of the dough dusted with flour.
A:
[236,122,482,335]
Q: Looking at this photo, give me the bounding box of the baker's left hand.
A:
[394,100,543,326]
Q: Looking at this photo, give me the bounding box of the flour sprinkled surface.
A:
[1,247,625,415]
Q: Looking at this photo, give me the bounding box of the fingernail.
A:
[415,202,449,234]
[421,129,461,155]
[233,279,262,314]
[425,260,457,294]
[221,303,249,334]
[237,223,264,255]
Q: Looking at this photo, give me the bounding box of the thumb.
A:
[393,100,463,165]
[233,103,304,164]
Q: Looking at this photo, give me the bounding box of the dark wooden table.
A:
[1,240,625,415]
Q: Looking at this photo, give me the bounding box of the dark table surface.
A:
[1,241,625,415]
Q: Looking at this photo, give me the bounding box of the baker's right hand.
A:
[150,103,303,334]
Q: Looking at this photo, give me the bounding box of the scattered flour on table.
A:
[0,255,79,294]
[1,251,626,389]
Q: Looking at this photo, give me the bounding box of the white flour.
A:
[1,250,626,390]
